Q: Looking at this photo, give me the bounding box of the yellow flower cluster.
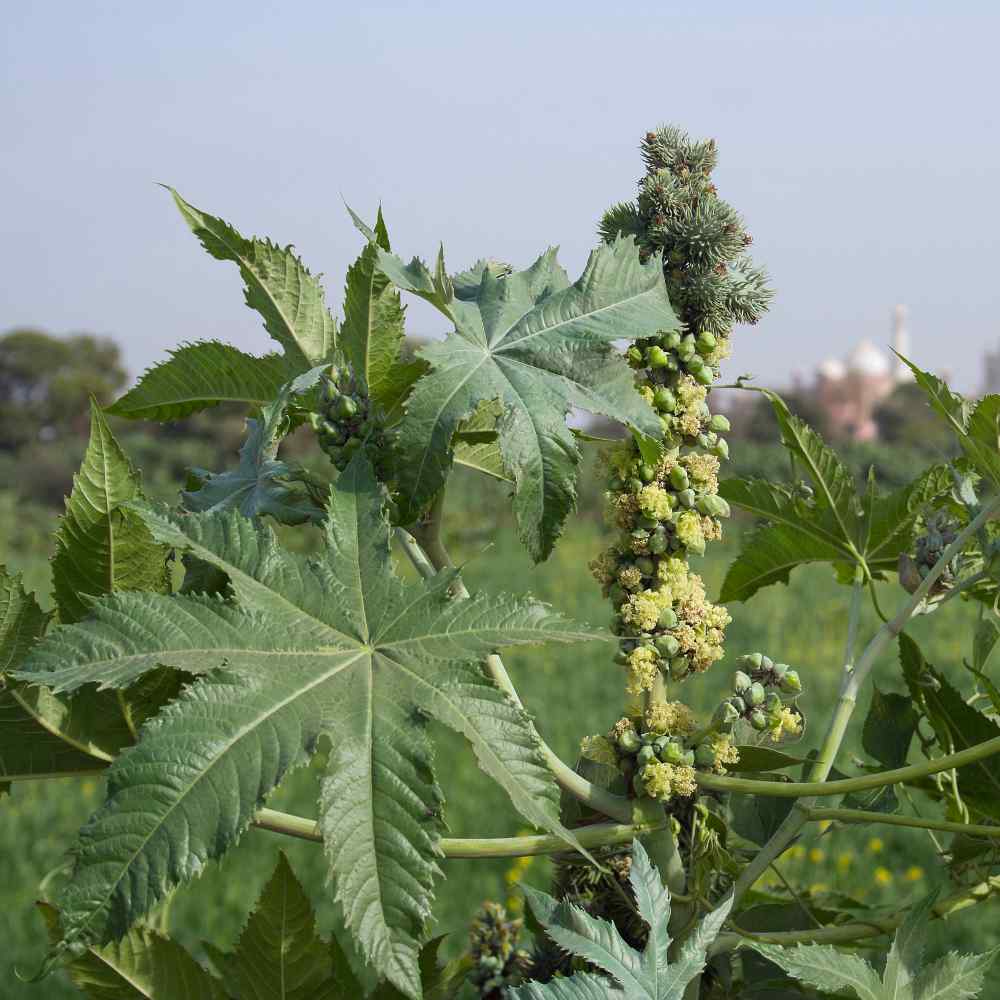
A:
[588,551,617,588]
[579,734,618,766]
[675,510,706,555]
[681,452,720,492]
[645,701,695,736]
[626,646,660,695]
[641,761,698,801]
[618,565,644,591]
[768,706,802,743]
[708,734,740,773]
[637,483,674,520]
[503,850,535,912]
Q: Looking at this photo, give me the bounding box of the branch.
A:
[805,807,1000,839]
[710,873,1000,956]
[698,733,1000,798]
[253,807,665,859]
[396,507,634,824]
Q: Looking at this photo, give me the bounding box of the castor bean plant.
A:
[4,126,1000,1000]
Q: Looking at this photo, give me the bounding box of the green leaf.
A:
[728,775,796,845]
[167,187,337,369]
[106,341,295,422]
[511,840,732,1000]
[341,207,426,421]
[0,687,104,781]
[899,634,1000,822]
[899,356,1000,490]
[862,686,917,770]
[0,565,49,679]
[718,479,851,602]
[751,943,883,1000]
[53,401,169,624]
[183,366,327,525]
[378,235,672,561]
[753,891,999,1000]
[17,455,604,998]
[912,948,1000,1000]
[210,853,340,999]
[38,901,229,999]
[453,399,511,483]
[728,746,807,773]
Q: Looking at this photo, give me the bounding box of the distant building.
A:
[812,305,913,441]
[981,342,1000,396]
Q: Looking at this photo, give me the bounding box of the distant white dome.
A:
[848,339,890,377]
[818,357,846,380]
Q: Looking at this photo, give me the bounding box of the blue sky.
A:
[3,2,999,391]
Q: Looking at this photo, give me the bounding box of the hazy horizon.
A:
[4,2,999,393]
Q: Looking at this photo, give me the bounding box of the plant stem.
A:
[709,872,1000,956]
[252,808,665,859]
[397,499,634,824]
[805,807,1000,839]
[699,733,1000,798]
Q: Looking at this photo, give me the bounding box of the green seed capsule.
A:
[765,692,782,712]
[322,381,342,404]
[697,495,731,519]
[681,750,695,767]
[750,710,769,732]
[694,366,714,386]
[739,652,764,670]
[618,729,641,753]
[635,556,655,577]
[627,346,643,365]
[732,670,752,694]
[663,330,682,349]
[639,464,657,482]
[714,701,740,726]
[654,387,677,412]
[637,745,656,767]
[655,635,680,658]
[335,396,359,419]
[670,656,690,679]
[638,515,659,532]
[308,412,324,431]
[649,531,669,555]
[749,682,766,707]
[730,696,746,715]
[686,354,705,372]
[780,670,802,694]
[608,583,625,604]
[647,346,669,368]
[627,477,644,494]
[669,466,689,490]
[677,488,696,508]
[761,654,775,671]
[662,741,685,765]
[321,420,340,438]
[711,437,730,459]
[772,662,788,680]
[657,606,678,630]
[614,650,629,666]
[343,436,362,454]
[696,330,717,354]
[694,744,717,768]
[709,413,731,433]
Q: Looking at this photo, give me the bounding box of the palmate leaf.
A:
[166,187,337,370]
[17,455,604,999]
[719,391,951,601]
[512,840,733,1000]
[183,365,327,525]
[342,206,426,421]
[367,231,673,561]
[207,852,342,1000]
[38,902,229,999]
[0,565,49,678]
[899,634,1000,822]
[754,890,999,999]
[106,341,296,422]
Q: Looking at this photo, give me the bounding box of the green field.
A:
[1,459,996,998]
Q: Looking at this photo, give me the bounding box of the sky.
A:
[3,1,999,393]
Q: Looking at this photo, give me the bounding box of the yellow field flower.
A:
[836,851,854,873]
[808,848,825,864]
[874,866,893,886]
[868,837,884,854]
[904,866,925,882]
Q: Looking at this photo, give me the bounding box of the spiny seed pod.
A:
[618,728,641,754]
[709,413,730,433]
[696,330,717,354]
[732,670,752,694]
[654,387,677,412]
[693,367,714,387]
[647,346,669,368]
[656,634,680,658]
[780,670,802,694]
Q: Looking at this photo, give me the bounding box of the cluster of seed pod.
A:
[589,327,734,697]
[467,901,529,998]
[309,363,385,473]
[899,510,961,595]
[712,653,803,742]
